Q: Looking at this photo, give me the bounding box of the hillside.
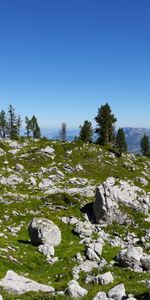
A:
[0,139,150,299]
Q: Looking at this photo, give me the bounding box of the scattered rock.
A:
[0,270,54,294]
[65,280,87,298]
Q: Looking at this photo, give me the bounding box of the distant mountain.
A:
[41,128,80,141]
[123,127,150,153]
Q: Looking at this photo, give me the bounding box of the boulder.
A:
[65,280,87,298]
[40,146,54,154]
[108,283,126,300]
[28,218,61,246]
[140,255,150,270]
[117,246,143,270]
[93,292,108,300]
[95,271,114,285]
[0,270,54,294]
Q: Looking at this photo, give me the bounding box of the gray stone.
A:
[108,283,126,300]
[140,255,150,270]
[93,292,108,300]
[0,270,54,294]
[117,246,143,269]
[28,218,61,246]
[95,271,114,285]
[65,280,87,298]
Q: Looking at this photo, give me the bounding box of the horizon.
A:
[0,1,150,128]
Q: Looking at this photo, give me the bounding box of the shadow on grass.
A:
[136,292,149,300]
[80,202,95,223]
[18,239,31,244]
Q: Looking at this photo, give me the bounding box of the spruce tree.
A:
[115,128,127,155]
[140,135,149,156]
[30,115,41,138]
[7,105,18,139]
[0,110,7,138]
[25,116,31,137]
[60,122,67,141]
[79,120,93,143]
[95,103,117,145]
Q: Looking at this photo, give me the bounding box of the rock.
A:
[117,246,143,270]
[38,244,55,257]
[15,163,24,171]
[86,247,100,261]
[136,177,148,186]
[0,270,54,294]
[0,295,3,300]
[28,218,61,246]
[93,177,150,224]
[65,280,87,298]
[0,148,6,156]
[93,292,108,300]
[29,176,37,186]
[108,283,126,300]
[74,221,93,238]
[140,255,150,270]
[95,271,114,285]
[75,164,83,172]
[40,146,54,154]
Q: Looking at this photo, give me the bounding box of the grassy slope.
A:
[0,139,149,299]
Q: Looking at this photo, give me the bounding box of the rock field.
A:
[0,138,149,299]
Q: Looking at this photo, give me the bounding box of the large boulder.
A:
[117,246,143,270]
[65,280,87,298]
[28,218,61,246]
[0,270,54,294]
[93,177,149,224]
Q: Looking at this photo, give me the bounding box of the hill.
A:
[0,138,149,299]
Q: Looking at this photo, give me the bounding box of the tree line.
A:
[0,103,149,157]
[0,105,41,139]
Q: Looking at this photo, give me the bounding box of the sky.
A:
[0,0,150,129]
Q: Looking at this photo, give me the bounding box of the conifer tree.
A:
[79,120,93,143]
[30,115,41,138]
[25,116,31,138]
[7,105,18,139]
[60,122,67,141]
[115,128,127,155]
[140,135,149,156]
[95,103,117,145]
[0,110,7,138]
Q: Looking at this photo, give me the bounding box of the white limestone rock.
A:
[93,292,108,300]
[65,280,87,298]
[95,271,114,285]
[40,146,54,154]
[108,283,126,300]
[0,270,54,294]
[28,218,61,246]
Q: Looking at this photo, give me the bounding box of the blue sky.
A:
[0,0,150,129]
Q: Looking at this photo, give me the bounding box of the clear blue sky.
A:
[0,0,150,129]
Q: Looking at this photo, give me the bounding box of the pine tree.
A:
[115,128,127,155]
[60,122,67,141]
[25,116,31,138]
[79,120,93,143]
[95,103,117,145]
[17,115,22,137]
[140,135,149,156]
[7,105,18,139]
[30,115,41,138]
[0,110,7,138]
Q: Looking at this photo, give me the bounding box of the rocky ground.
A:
[0,138,150,299]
